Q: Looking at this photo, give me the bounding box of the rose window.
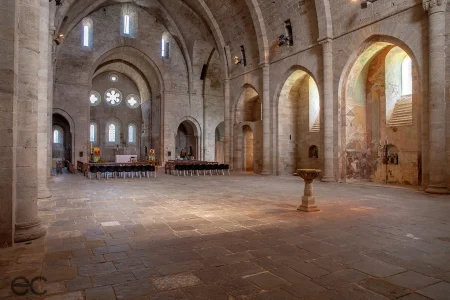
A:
[126,94,140,108]
[105,88,122,106]
[89,91,101,106]
[109,73,119,82]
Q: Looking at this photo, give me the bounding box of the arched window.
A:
[121,4,137,38]
[105,119,121,146]
[162,33,170,59]
[108,124,116,142]
[53,130,59,144]
[90,122,98,143]
[81,18,93,50]
[128,124,136,143]
[386,47,413,126]
[401,56,412,96]
[83,25,89,46]
[124,15,130,35]
[53,126,63,144]
[309,76,320,132]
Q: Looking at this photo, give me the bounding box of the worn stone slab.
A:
[181,283,229,300]
[283,260,329,278]
[350,259,407,278]
[358,278,411,299]
[417,282,450,300]
[152,272,202,291]
[387,271,441,290]
[85,286,116,300]
[217,278,261,298]
[244,271,290,290]
[313,269,371,289]
[150,289,188,300]
[42,266,78,282]
[65,277,92,291]
[113,257,145,271]
[320,283,390,300]
[281,278,327,298]
[43,291,84,300]
[78,262,117,276]
[92,271,136,287]
[113,279,157,299]
[217,251,254,264]
[195,247,232,258]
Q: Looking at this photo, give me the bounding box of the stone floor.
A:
[1,171,450,299]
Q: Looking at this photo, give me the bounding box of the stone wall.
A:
[90,72,142,160]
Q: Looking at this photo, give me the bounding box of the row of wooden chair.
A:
[89,165,156,179]
[172,164,230,176]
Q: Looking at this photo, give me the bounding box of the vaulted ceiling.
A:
[53,0,333,71]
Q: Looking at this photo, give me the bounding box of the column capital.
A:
[423,0,447,11]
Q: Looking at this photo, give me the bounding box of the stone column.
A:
[47,29,56,178]
[38,0,52,199]
[320,38,335,182]
[0,0,17,247]
[15,0,46,242]
[224,78,231,165]
[261,63,271,175]
[423,0,449,194]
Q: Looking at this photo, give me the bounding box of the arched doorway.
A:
[215,122,225,164]
[339,41,420,185]
[277,69,321,175]
[52,113,73,167]
[233,85,263,173]
[175,121,198,159]
[243,125,254,172]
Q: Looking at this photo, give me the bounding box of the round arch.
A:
[234,84,262,124]
[52,108,76,164]
[175,116,202,160]
[274,65,321,175]
[337,35,422,185]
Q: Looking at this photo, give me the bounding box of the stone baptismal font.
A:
[297,169,321,212]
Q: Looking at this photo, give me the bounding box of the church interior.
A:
[1,0,450,299]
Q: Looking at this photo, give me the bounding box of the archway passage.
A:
[243,125,254,172]
[215,122,225,164]
[175,121,197,159]
[278,69,321,175]
[52,113,72,170]
[233,86,263,173]
[340,42,420,185]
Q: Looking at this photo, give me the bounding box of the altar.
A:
[115,155,138,163]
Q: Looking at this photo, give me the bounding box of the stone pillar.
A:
[0,0,17,247]
[47,29,55,178]
[224,79,231,165]
[261,63,271,175]
[38,0,52,199]
[15,0,46,242]
[320,38,335,182]
[423,0,449,194]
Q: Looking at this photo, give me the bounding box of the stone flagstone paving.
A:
[1,171,450,299]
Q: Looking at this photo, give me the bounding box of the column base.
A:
[14,218,46,243]
[321,176,336,183]
[297,196,320,212]
[260,171,271,176]
[425,185,450,194]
